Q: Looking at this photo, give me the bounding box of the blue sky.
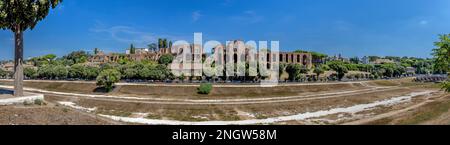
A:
[1,0,450,60]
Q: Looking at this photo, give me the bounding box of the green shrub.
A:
[34,99,44,105]
[96,69,121,92]
[442,81,450,92]
[198,83,213,95]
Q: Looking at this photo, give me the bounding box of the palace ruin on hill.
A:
[89,41,313,69]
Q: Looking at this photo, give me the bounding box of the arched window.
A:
[297,55,300,63]
[303,55,308,66]
[280,54,283,62]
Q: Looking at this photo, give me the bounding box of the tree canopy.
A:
[327,61,349,81]
[433,34,450,73]
[432,34,450,92]
[0,0,62,32]
[96,69,121,92]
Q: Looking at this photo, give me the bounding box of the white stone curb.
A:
[0,94,44,106]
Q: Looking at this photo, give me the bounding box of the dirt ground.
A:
[0,103,119,125]
[361,93,450,125]
[0,80,368,99]
[1,78,448,125]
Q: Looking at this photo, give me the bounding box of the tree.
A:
[123,67,138,79]
[433,34,450,74]
[24,67,37,79]
[158,54,174,65]
[83,66,99,80]
[148,43,158,52]
[313,66,325,81]
[158,38,168,49]
[368,56,380,62]
[0,69,5,78]
[381,64,395,78]
[129,44,136,54]
[350,57,360,64]
[328,61,349,81]
[442,82,450,92]
[43,54,57,62]
[279,63,286,78]
[0,0,62,96]
[432,34,450,92]
[96,69,121,92]
[0,68,10,78]
[68,64,85,79]
[53,65,68,79]
[94,48,99,55]
[179,73,186,82]
[64,51,90,64]
[286,64,302,81]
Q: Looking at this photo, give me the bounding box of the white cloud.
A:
[90,25,156,46]
[192,11,202,22]
[419,20,429,25]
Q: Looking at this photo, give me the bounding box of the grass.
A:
[255,113,269,119]
[397,98,450,125]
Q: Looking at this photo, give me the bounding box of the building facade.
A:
[89,41,313,71]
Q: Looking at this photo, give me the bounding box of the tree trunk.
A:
[14,29,24,97]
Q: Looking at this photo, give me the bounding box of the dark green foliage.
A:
[96,69,121,92]
[432,34,450,92]
[198,83,213,95]
[63,51,90,64]
[0,0,63,32]
[24,67,37,79]
[327,61,348,81]
[286,64,304,81]
[129,44,136,54]
[0,68,9,78]
[158,54,174,65]
[37,64,67,79]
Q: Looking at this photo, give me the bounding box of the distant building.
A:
[361,56,370,64]
[0,62,14,71]
[0,62,35,72]
[278,52,312,68]
[406,67,416,75]
[89,48,170,64]
[327,53,350,63]
[372,58,394,64]
[89,40,313,74]
[125,48,150,55]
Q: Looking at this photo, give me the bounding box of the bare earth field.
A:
[0,103,118,125]
[0,78,449,125]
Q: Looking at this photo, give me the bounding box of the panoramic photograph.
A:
[1,0,449,129]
